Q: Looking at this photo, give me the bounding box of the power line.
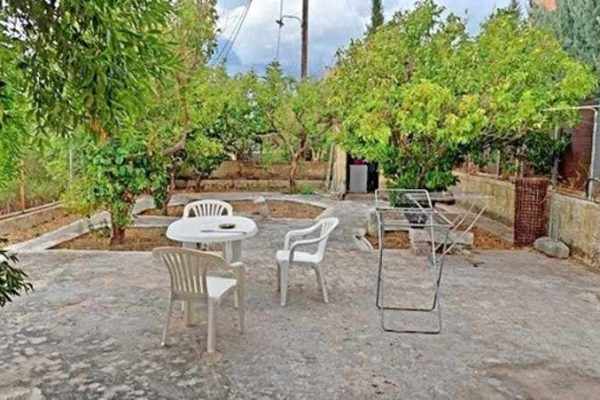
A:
[214,0,252,64]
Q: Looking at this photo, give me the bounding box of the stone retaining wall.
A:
[453,172,515,226]
[550,192,600,267]
[454,171,600,267]
[0,204,63,233]
[209,161,327,181]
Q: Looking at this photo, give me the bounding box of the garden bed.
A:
[2,209,81,246]
[141,199,324,219]
[365,227,513,250]
[54,228,177,251]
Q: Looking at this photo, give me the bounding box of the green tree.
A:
[530,0,600,74]
[259,63,331,191]
[144,0,224,213]
[327,1,596,191]
[2,0,176,243]
[198,68,271,160]
[368,0,385,35]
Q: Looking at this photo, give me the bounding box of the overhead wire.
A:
[214,0,253,64]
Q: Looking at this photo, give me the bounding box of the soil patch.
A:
[2,209,81,246]
[366,231,411,249]
[366,227,512,250]
[472,227,514,250]
[54,228,178,251]
[142,206,184,217]
[141,200,323,220]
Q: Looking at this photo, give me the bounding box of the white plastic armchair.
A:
[275,217,339,306]
[183,199,233,218]
[153,247,245,354]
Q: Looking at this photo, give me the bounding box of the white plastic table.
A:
[166,216,258,263]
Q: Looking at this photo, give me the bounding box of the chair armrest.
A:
[284,224,322,249]
[287,235,328,262]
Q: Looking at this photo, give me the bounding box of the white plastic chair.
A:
[183,199,233,218]
[153,247,245,354]
[276,217,339,306]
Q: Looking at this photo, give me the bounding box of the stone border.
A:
[7,193,336,252]
[133,192,332,222]
[7,212,110,253]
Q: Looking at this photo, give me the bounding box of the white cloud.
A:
[216,0,527,76]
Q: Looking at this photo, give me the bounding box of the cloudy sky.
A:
[214,0,528,77]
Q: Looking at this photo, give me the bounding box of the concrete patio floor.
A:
[2,201,600,399]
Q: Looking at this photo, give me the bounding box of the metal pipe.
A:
[586,177,600,200]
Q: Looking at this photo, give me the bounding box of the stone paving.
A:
[2,198,600,399]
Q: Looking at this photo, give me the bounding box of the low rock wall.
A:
[454,171,600,267]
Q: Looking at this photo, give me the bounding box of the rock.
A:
[367,209,379,237]
[534,237,570,259]
[253,196,271,218]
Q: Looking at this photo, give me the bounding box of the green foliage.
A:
[0,250,32,307]
[522,132,571,176]
[259,63,332,189]
[2,0,175,139]
[75,136,168,240]
[0,35,27,189]
[297,184,316,195]
[530,0,600,74]
[328,0,597,190]
[198,68,271,160]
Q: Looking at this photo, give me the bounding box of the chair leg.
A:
[184,300,193,326]
[315,266,329,304]
[161,298,174,347]
[276,263,281,292]
[207,299,217,354]
[237,286,246,334]
[280,263,289,307]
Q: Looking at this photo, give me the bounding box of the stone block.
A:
[534,237,570,259]
[253,196,271,218]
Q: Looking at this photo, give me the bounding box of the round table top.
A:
[166,216,258,244]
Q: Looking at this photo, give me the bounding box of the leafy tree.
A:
[144,0,224,213]
[2,0,175,242]
[530,0,600,74]
[329,1,484,190]
[327,1,596,191]
[0,250,32,307]
[71,136,169,244]
[466,9,597,166]
[198,68,271,160]
[368,0,385,35]
[259,63,331,191]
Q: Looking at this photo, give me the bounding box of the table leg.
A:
[224,240,242,263]
[182,242,196,250]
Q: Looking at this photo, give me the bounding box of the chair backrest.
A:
[183,199,233,218]
[153,247,229,297]
[315,217,339,261]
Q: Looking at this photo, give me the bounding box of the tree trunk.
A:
[162,171,176,216]
[289,153,301,192]
[110,224,126,245]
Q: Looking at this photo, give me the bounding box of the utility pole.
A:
[301,0,308,78]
